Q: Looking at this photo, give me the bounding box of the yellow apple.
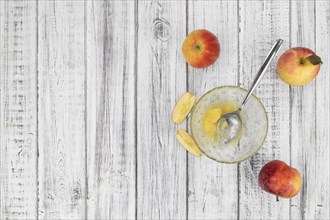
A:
[276,47,322,86]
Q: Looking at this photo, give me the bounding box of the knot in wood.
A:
[153,18,171,42]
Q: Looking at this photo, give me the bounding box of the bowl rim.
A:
[190,85,269,164]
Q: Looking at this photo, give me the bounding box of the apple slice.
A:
[176,129,202,157]
[172,92,196,124]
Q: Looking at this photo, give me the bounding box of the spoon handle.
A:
[239,39,283,110]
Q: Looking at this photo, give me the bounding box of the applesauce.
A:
[201,102,236,141]
[190,86,268,163]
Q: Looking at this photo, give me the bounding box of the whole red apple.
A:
[182,29,220,68]
[276,47,322,85]
[258,160,302,199]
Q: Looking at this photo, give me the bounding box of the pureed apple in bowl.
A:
[190,86,268,163]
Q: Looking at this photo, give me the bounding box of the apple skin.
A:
[276,47,321,86]
[258,160,302,199]
[182,29,220,68]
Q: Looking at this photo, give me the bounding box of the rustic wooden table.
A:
[0,0,329,219]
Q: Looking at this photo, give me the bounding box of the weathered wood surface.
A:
[86,1,136,219]
[0,1,38,219]
[290,1,330,219]
[136,1,187,219]
[290,2,316,219]
[314,2,330,219]
[0,0,329,219]
[37,1,86,219]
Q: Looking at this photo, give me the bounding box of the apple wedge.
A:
[176,129,202,157]
[172,92,196,124]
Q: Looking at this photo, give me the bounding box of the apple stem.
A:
[276,195,279,202]
[300,57,306,65]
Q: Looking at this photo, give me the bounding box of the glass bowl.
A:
[190,86,268,163]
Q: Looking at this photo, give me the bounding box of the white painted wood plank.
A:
[37,1,86,219]
[136,1,187,219]
[0,1,38,219]
[86,1,136,219]
[290,1,316,219]
[314,2,330,219]
[238,1,291,219]
[187,1,238,219]
[291,1,330,219]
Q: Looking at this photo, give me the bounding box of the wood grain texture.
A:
[136,1,187,219]
[37,1,86,219]
[314,2,330,219]
[291,1,330,219]
[290,1,316,219]
[238,1,291,219]
[187,1,238,219]
[0,1,38,219]
[86,1,136,219]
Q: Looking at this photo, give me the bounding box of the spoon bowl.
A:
[218,110,242,144]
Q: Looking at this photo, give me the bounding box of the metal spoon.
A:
[218,39,283,144]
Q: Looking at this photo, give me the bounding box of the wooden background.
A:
[0,0,329,219]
